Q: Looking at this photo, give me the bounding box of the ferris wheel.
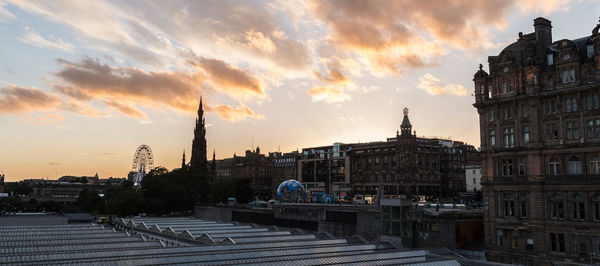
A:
[132,144,154,187]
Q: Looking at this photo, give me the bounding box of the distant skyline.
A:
[1,0,599,181]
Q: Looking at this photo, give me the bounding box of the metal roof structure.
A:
[0,218,464,265]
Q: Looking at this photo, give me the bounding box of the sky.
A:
[0,0,599,181]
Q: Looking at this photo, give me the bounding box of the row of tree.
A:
[76,166,255,216]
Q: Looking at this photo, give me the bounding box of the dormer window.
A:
[588,44,595,58]
[563,53,570,61]
[547,54,554,65]
[503,66,509,73]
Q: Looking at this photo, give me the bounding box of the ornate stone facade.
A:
[473,17,600,265]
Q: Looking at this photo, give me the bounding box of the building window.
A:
[497,229,503,248]
[590,156,600,175]
[570,69,576,82]
[502,82,507,94]
[488,110,495,121]
[521,103,528,117]
[489,129,496,146]
[545,100,557,114]
[519,192,528,218]
[587,119,600,138]
[509,80,514,91]
[571,234,580,255]
[568,156,582,175]
[547,54,554,65]
[547,78,554,90]
[572,194,586,221]
[565,97,577,112]
[548,157,561,175]
[588,44,595,58]
[593,194,600,221]
[593,237,600,256]
[546,123,558,140]
[503,192,515,216]
[503,66,509,73]
[504,127,514,148]
[566,121,580,140]
[511,230,519,248]
[518,158,527,176]
[551,193,565,219]
[501,159,513,176]
[563,70,569,83]
[522,126,530,143]
[596,95,600,109]
[503,107,512,120]
[550,233,566,253]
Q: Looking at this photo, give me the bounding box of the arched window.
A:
[590,156,600,175]
[592,194,600,221]
[548,157,561,175]
[572,194,586,221]
[550,193,565,219]
[568,156,582,175]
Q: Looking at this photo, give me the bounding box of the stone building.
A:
[473,17,600,265]
[465,165,482,192]
[269,151,299,196]
[298,142,351,198]
[225,148,272,200]
[298,109,478,201]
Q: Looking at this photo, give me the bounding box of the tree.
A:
[76,188,103,213]
[104,180,142,216]
[233,178,254,203]
[209,177,235,204]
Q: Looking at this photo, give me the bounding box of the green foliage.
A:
[76,188,103,213]
[232,178,254,203]
[209,177,235,204]
[140,167,208,215]
[104,180,142,216]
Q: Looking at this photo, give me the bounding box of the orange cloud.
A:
[206,103,264,122]
[417,73,467,96]
[0,85,61,114]
[307,86,351,103]
[103,100,147,119]
[307,0,520,75]
[54,57,203,113]
[313,64,351,85]
[189,57,265,99]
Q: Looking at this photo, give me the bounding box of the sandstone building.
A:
[473,17,600,265]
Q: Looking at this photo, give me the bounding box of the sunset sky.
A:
[1,0,599,181]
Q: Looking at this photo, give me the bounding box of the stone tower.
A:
[190,97,208,174]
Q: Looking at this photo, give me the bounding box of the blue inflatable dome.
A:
[276,179,306,202]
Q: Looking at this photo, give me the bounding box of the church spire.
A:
[181,149,186,169]
[190,96,208,174]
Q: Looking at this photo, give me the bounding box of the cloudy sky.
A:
[0,0,598,181]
